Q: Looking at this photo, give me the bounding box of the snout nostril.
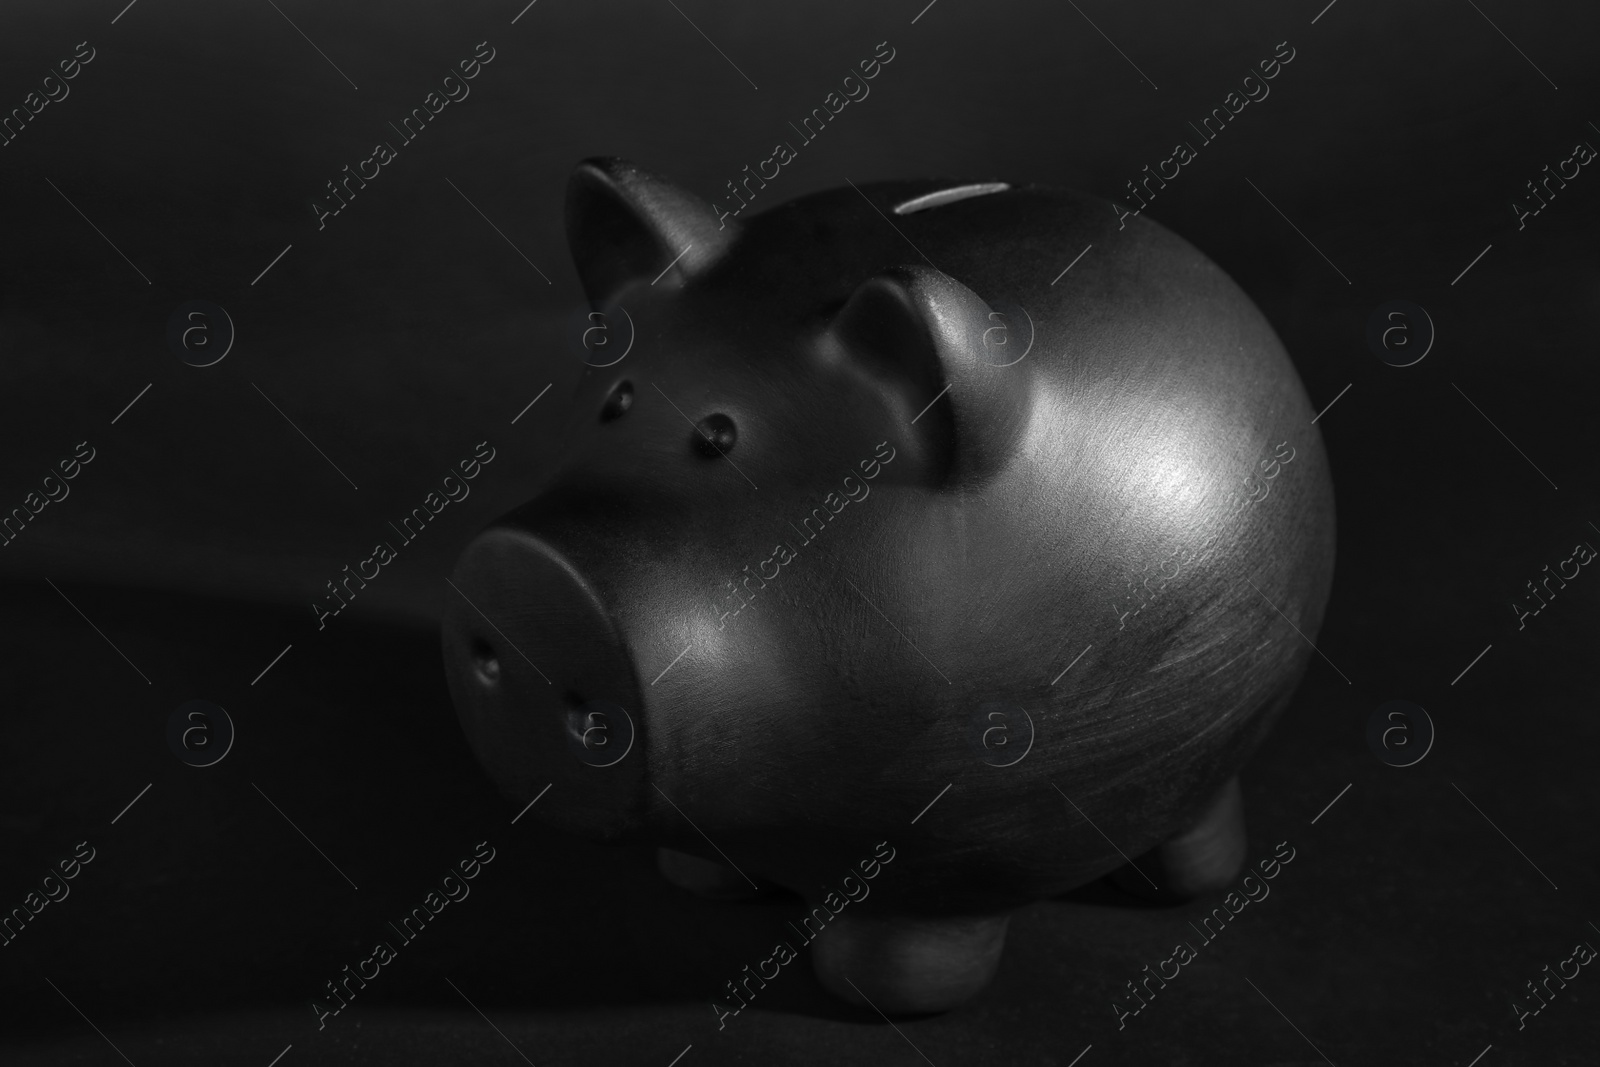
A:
[471,637,500,685]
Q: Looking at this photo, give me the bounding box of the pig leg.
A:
[1109,775,1247,901]
[656,847,765,900]
[809,908,1012,1013]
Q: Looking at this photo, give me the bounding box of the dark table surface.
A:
[3,0,1599,1063]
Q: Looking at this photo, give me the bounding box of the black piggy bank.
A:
[441,157,1336,1014]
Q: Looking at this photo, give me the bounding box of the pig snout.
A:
[441,524,648,841]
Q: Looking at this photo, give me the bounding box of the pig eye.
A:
[600,380,633,422]
[691,413,737,457]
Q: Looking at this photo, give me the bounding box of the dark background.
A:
[2,0,1597,1064]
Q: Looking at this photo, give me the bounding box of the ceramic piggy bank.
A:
[441,157,1336,1014]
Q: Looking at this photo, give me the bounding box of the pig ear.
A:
[565,157,738,305]
[828,265,1031,488]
